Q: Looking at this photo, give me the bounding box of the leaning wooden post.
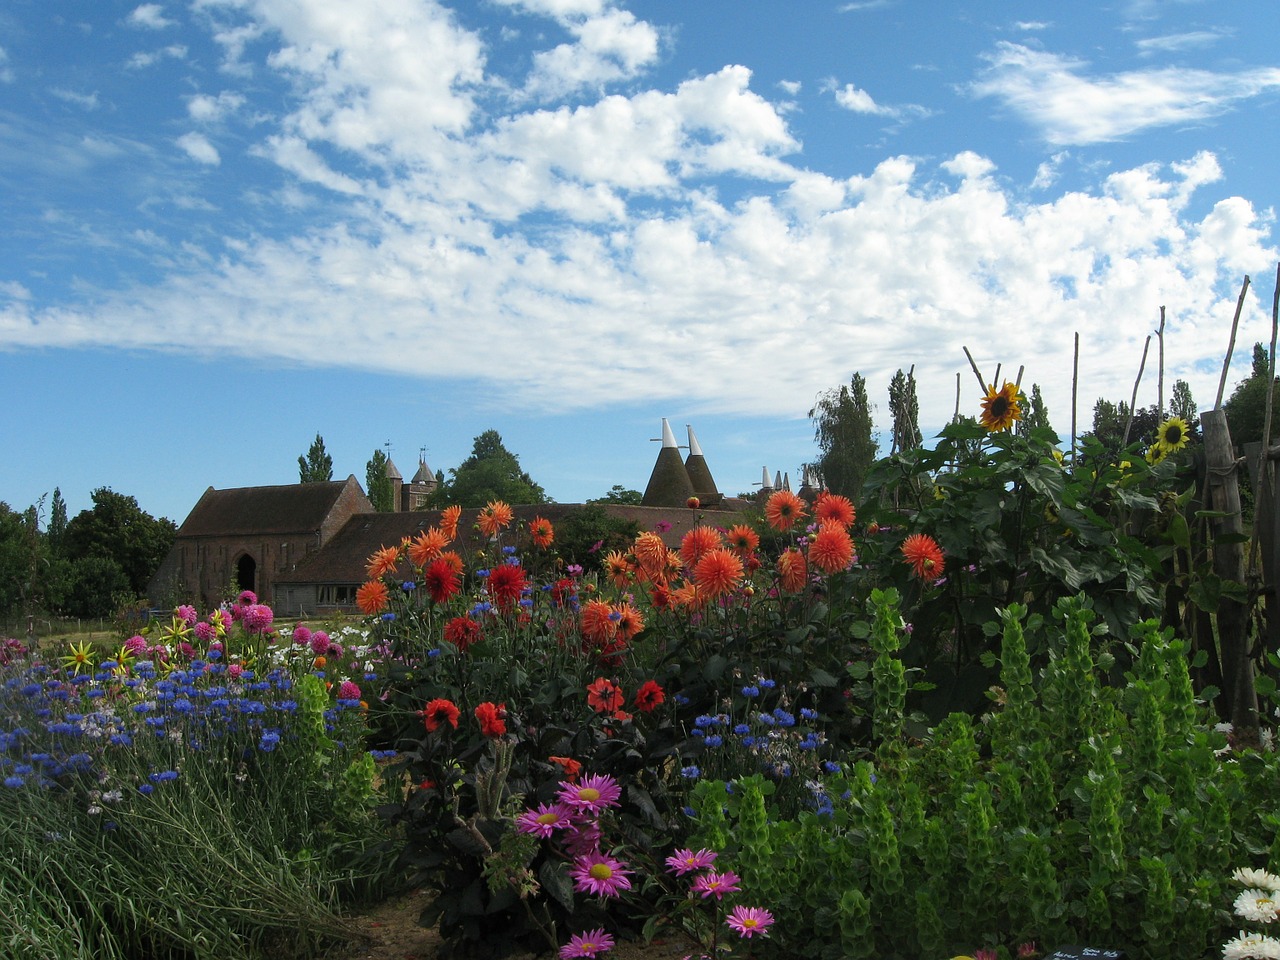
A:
[1201,408,1259,735]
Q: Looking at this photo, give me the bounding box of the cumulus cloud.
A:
[972,42,1280,145]
[519,7,660,100]
[176,132,220,165]
[186,91,245,122]
[50,88,100,110]
[127,5,176,29]
[126,44,187,69]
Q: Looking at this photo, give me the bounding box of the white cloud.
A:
[1032,151,1070,190]
[176,132,220,165]
[186,91,246,122]
[520,8,660,100]
[1135,30,1226,55]
[127,5,176,29]
[831,83,894,115]
[971,42,1280,145]
[0,281,31,301]
[1015,21,1052,31]
[50,88,100,110]
[126,44,187,69]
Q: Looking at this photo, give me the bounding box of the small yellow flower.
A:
[61,640,95,675]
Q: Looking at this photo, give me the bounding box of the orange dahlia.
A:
[477,500,514,536]
[356,579,390,615]
[814,493,856,528]
[679,525,722,568]
[366,545,401,580]
[765,490,807,532]
[632,532,669,578]
[901,533,945,580]
[530,515,555,549]
[670,582,702,608]
[439,504,462,540]
[694,547,744,598]
[980,382,1022,432]
[603,550,633,589]
[408,527,450,567]
[615,603,645,641]
[725,524,760,556]
[809,523,854,574]
[439,550,465,575]
[777,548,807,593]
[581,599,618,645]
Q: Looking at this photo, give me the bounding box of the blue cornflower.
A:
[704,735,723,748]
[476,568,490,578]
[772,708,795,727]
[3,776,23,788]
[14,763,33,775]
[138,784,154,795]
[822,761,841,774]
[741,735,756,747]
[149,770,179,783]
[733,723,750,735]
[759,678,776,689]
[681,765,701,778]
[110,733,133,746]
[502,545,517,556]
[381,612,396,622]
[427,648,441,659]
[694,714,717,728]
[800,707,819,721]
[369,749,397,760]
[132,702,153,714]
[798,734,819,750]
[277,700,298,712]
[740,685,759,698]
[757,712,776,726]
[402,581,416,591]
[258,732,281,752]
[207,649,222,660]
[673,693,690,705]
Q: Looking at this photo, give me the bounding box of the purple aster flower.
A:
[665,848,717,875]
[726,905,774,939]
[692,869,741,901]
[559,928,615,959]
[570,852,633,898]
[515,802,572,838]
[557,773,622,813]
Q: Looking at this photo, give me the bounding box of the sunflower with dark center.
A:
[980,381,1022,432]
[1155,415,1190,453]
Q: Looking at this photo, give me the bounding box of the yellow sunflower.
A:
[1154,416,1190,454]
[979,382,1022,432]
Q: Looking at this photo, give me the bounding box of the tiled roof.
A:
[175,479,354,537]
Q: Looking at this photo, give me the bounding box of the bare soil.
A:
[329,889,704,960]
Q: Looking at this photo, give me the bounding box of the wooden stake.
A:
[962,346,987,393]
[1216,275,1252,410]
[1121,335,1151,447]
[1071,332,1079,464]
[1156,306,1166,420]
[954,371,961,421]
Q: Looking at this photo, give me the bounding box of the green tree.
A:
[366,449,395,512]
[63,555,132,619]
[588,485,644,505]
[1224,344,1280,446]
[809,373,878,500]
[888,368,922,454]
[433,430,548,507]
[1171,378,1198,425]
[48,488,67,555]
[0,503,31,624]
[62,488,176,599]
[298,433,333,483]
[1018,384,1053,436]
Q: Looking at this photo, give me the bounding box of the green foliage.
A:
[432,430,548,507]
[62,487,175,599]
[587,485,644,505]
[62,555,131,619]
[554,505,642,567]
[298,432,334,483]
[887,368,922,453]
[366,448,395,512]
[810,372,878,500]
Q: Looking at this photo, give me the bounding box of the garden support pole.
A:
[1201,408,1259,736]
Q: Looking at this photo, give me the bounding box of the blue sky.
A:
[2,0,1278,525]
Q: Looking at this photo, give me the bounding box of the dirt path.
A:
[330,890,705,960]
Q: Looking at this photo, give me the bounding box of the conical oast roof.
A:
[642,418,696,507]
[683,424,720,502]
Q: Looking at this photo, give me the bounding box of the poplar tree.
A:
[810,373,878,500]
[298,434,333,483]
[366,449,395,512]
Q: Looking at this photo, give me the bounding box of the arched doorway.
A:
[236,553,257,596]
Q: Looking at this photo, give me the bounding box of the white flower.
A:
[1262,728,1275,752]
[1217,722,1236,734]
[1234,889,1280,924]
[1224,931,1280,959]
[1236,869,1280,894]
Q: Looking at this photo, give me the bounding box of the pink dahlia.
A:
[292,624,312,647]
[338,680,361,701]
[569,852,633,898]
[176,604,199,626]
[310,631,331,655]
[556,774,621,814]
[123,634,149,657]
[241,603,274,634]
